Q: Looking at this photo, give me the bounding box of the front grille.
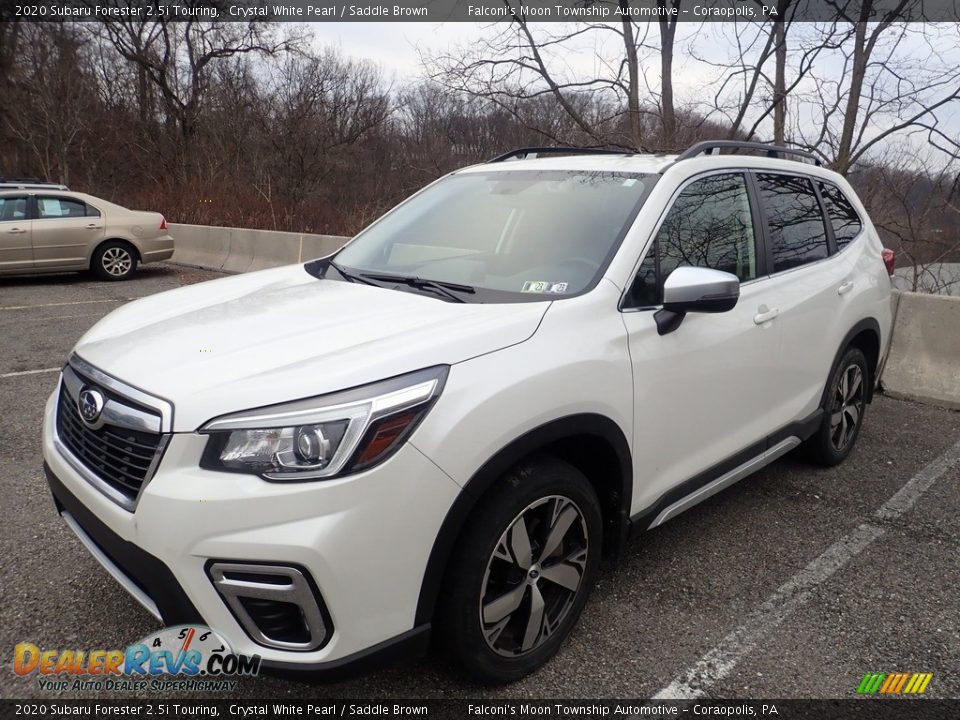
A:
[56,384,163,505]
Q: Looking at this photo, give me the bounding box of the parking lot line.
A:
[0,367,60,379]
[0,299,131,311]
[652,439,960,700]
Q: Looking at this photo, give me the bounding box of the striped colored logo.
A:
[857,672,933,695]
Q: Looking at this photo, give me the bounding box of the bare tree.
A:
[262,49,391,202]
[794,2,960,172]
[96,17,300,170]
[654,0,681,147]
[3,24,94,185]
[428,0,693,150]
[690,1,847,146]
[862,148,960,294]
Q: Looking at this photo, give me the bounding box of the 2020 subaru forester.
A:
[43,142,893,682]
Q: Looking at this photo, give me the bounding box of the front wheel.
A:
[91,241,138,281]
[438,457,602,683]
[806,347,869,466]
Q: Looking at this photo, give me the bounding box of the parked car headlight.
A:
[200,366,448,480]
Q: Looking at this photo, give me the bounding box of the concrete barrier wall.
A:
[169,223,348,272]
[881,291,960,410]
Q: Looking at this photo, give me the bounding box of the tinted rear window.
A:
[757,173,829,273]
[819,181,862,250]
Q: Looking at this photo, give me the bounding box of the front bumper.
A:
[42,389,459,674]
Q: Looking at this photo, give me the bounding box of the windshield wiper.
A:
[329,260,379,286]
[358,272,477,303]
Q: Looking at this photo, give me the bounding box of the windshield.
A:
[327,169,655,303]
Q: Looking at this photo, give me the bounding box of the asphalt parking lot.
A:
[2,264,959,701]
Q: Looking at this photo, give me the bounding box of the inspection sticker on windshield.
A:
[522,281,568,294]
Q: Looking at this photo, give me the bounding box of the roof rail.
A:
[0,177,68,186]
[488,147,636,163]
[676,140,821,166]
[0,180,70,190]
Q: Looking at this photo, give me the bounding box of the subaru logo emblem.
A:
[78,388,105,424]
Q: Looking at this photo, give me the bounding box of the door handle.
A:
[838,280,854,296]
[754,306,780,325]
[7,227,27,234]
[86,223,102,229]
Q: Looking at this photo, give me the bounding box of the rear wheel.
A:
[806,347,869,466]
[438,457,602,683]
[92,241,137,281]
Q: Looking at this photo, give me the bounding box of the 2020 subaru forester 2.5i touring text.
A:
[43,142,893,683]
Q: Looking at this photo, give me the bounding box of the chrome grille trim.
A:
[54,355,174,512]
[68,354,174,433]
[62,365,162,434]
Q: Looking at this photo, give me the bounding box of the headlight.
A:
[200,366,448,481]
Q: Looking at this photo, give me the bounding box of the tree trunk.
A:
[658,13,677,150]
[137,64,150,125]
[836,20,869,173]
[773,21,786,145]
[620,1,642,149]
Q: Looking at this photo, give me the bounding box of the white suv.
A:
[42,142,893,683]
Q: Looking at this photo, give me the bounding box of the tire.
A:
[438,456,602,683]
[91,241,137,281]
[806,347,869,466]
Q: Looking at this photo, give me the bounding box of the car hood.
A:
[74,264,549,431]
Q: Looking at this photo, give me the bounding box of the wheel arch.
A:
[414,413,632,626]
[822,317,881,406]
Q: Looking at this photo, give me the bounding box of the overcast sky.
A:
[306,21,960,163]
[308,22,489,80]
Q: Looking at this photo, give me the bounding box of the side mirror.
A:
[655,266,740,336]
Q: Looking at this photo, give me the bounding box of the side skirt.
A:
[628,409,822,534]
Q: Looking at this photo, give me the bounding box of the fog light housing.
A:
[206,562,332,652]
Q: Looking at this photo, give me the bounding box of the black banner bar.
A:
[5,0,960,23]
[2,700,959,719]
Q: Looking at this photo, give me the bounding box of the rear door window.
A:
[756,173,829,272]
[37,197,88,219]
[818,181,862,250]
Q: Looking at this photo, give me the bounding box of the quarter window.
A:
[628,173,757,306]
[818,181,862,250]
[757,174,829,272]
[37,197,89,219]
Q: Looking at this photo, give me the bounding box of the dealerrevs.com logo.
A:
[13,625,260,693]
